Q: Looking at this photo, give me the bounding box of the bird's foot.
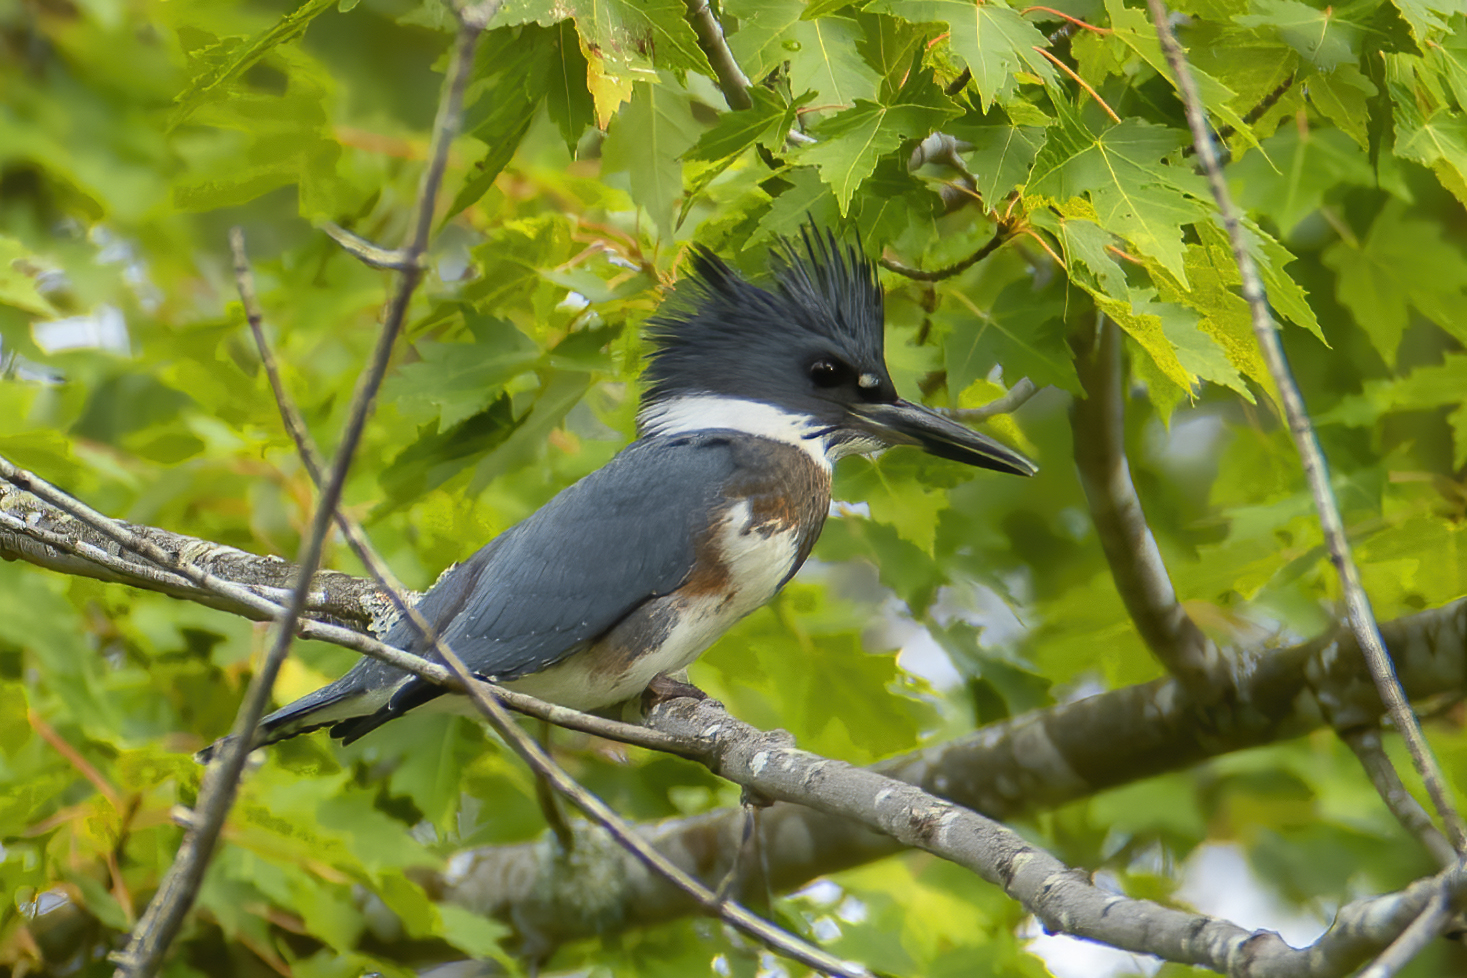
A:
[642,674,709,712]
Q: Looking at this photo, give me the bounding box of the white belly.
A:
[504,499,802,710]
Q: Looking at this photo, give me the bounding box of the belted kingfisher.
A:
[212,230,1035,755]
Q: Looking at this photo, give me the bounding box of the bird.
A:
[200,229,1036,760]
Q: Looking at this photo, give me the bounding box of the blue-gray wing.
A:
[250,433,740,747]
[407,433,738,679]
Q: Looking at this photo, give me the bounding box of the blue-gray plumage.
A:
[201,229,1036,759]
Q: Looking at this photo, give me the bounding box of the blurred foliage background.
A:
[1,0,1466,974]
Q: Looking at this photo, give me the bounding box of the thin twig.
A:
[110,16,494,977]
[231,229,415,610]
[1343,727,1457,868]
[1146,0,1467,857]
[1184,73,1296,157]
[683,0,752,110]
[319,222,419,270]
[879,224,1012,281]
[231,238,863,978]
[943,377,1038,422]
[1072,317,1222,697]
[28,709,124,811]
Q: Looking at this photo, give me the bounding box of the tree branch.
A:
[1147,0,1467,858]
[683,0,752,110]
[437,695,1467,977]
[1072,316,1224,697]
[431,599,1467,950]
[1342,727,1457,868]
[1355,880,1458,978]
[943,376,1038,422]
[0,479,387,631]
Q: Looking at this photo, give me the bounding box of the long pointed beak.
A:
[852,400,1038,476]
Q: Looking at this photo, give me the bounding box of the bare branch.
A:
[1343,727,1457,868]
[879,224,1013,281]
[1147,0,1467,855]
[320,221,420,270]
[683,0,752,110]
[111,15,495,976]
[441,694,1464,977]
[0,476,393,631]
[944,376,1038,422]
[1072,316,1224,697]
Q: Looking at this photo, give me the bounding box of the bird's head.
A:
[639,229,1037,477]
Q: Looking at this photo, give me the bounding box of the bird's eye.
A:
[809,359,846,387]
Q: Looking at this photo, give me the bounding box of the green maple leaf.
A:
[725,0,882,107]
[800,64,960,214]
[601,81,703,237]
[684,87,793,162]
[1234,0,1361,70]
[789,15,884,107]
[867,0,1056,110]
[1387,54,1467,208]
[960,124,1046,202]
[168,0,336,129]
[1306,64,1378,150]
[1230,125,1374,236]
[1028,110,1210,287]
[1103,0,1262,155]
[494,0,711,118]
[1390,0,1462,44]
[1322,353,1467,464]
[1323,201,1467,366]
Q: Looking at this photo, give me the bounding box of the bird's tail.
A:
[193,683,385,764]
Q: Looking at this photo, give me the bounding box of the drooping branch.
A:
[1072,316,1224,697]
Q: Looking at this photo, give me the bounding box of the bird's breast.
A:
[503,438,833,711]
